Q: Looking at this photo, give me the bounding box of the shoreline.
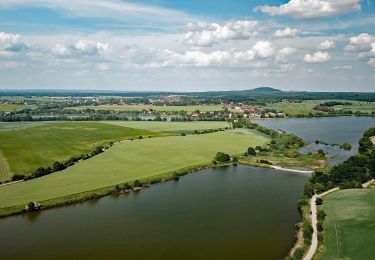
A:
[0,161,314,219]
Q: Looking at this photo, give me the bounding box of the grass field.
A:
[334,101,375,113]
[0,131,269,209]
[69,104,224,112]
[0,121,61,132]
[320,189,375,259]
[103,121,229,132]
[0,122,161,180]
[262,100,325,116]
[0,104,26,112]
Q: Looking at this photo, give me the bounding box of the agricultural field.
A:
[69,104,224,112]
[0,121,60,131]
[103,121,229,132]
[0,104,26,112]
[319,189,375,259]
[262,100,325,116]
[0,121,161,180]
[0,130,269,209]
[334,101,375,113]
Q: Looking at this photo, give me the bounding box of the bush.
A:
[133,180,141,187]
[316,197,323,205]
[11,173,25,181]
[215,152,231,162]
[317,210,327,221]
[303,221,313,240]
[293,248,304,260]
[259,159,272,165]
[247,147,256,156]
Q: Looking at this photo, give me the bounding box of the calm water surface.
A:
[0,165,307,260]
[254,117,375,165]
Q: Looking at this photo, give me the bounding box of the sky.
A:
[0,0,375,92]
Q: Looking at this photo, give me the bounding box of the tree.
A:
[26,202,38,212]
[133,180,141,187]
[52,161,66,172]
[247,147,256,156]
[215,152,230,162]
[316,197,323,205]
[11,173,24,181]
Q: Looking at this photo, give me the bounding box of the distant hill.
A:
[250,87,282,93]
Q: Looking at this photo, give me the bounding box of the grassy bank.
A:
[0,130,269,212]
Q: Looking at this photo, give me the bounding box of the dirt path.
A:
[303,188,339,260]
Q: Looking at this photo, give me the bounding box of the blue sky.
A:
[0,0,374,91]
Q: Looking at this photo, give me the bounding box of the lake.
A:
[0,165,308,260]
[253,117,375,165]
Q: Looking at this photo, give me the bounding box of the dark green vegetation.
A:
[319,189,375,259]
[0,122,163,180]
[0,165,308,260]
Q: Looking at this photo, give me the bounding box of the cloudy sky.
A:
[0,0,375,92]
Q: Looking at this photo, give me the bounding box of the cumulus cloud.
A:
[368,58,375,67]
[345,33,375,52]
[52,40,111,57]
[0,32,27,52]
[184,20,259,47]
[276,47,297,62]
[274,27,298,38]
[255,0,361,19]
[125,41,275,68]
[304,51,331,63]
[318,40,335,50]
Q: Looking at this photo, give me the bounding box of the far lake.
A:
[0,165,307,260]
[253,116,375,165]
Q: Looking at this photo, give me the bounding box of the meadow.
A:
[0,122,160,180]
[334,101,375,113]
[0,104,26,112]
[103,121,229,132]
[70,104,224,112]
[320,189,375,259]
[0,131,269,210]
[262,100,325,116]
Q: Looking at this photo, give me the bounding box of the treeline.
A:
[304,127,375,195]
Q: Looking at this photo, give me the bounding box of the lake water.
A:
[0,165,307,260]
[253,117,375,165]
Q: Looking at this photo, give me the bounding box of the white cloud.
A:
[0,0,194,25]
[184,20,259,47]
[274,27,298,38]
[368,58,375,67]
[52,40,111,57]
[333,65,352,70]
[255,0,361,19]
[318,40,335,50]
[304,51,331,63]
[276,47,297,62]
[345,33,375,52]
[125,41,275,68]
[0,32,27,52]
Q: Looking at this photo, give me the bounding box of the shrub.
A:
[215,152,230,162]
[316,197,323,205]
[247,147,256,156]
[259,159,272,165]
[212,160,217,165]
[133,180,141,187]
[11,173,25,181]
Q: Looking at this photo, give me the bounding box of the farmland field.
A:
[0,104,26,112]
[334,101,375,113]
[0,121,61,132]
[0,121,161,179]
[262,100,325,115]
[0,131,269,209]
[69,104,224,112]
[103,120,229,132]
[320,189,375,260]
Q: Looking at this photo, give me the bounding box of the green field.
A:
[103,121,229,132]
[69,104,224,112]
[320,189,375,259]
[0,104,26,112]
[263,100,325,116]
[0,121,61,132]
[0,122,160,180]
[334,101,375,113]
[0,131,269,209]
